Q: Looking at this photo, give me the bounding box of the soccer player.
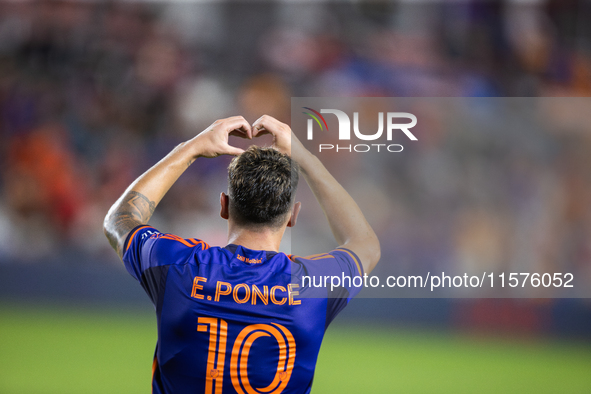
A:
[103,115,380,394]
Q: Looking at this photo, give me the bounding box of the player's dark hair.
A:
[228,146,299,229]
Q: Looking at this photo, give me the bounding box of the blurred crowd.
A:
[1,0,591,296]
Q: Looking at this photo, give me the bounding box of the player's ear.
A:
[220,192,229,220]
[286,201,301,228]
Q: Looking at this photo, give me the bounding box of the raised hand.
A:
[251,114,308,162]
[190,116,253,158]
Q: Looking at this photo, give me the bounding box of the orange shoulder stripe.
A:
[160,234,194,248]
[336,248,363,277]
[159,234,210,249]
[309,254,335,260]
[190,238,210,250]
[303,252,333,259]
[125,225,151,252]
[289,253,335,262]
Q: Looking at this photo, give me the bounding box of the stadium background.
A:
[0,1,590,392]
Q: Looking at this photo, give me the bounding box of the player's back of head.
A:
[228,146,299,229]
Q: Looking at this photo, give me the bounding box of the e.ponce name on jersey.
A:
[191,276,302,306]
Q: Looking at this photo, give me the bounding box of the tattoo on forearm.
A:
[124,191,156,220]
[105,191,156,257]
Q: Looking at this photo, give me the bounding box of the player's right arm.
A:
[251,115,381,274]
[103,116,252,259]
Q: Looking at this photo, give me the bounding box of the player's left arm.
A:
[103,116,252,259]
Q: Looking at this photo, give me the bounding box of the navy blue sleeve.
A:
[294,248,365,327]
[122,225,161,281]
[122,225,209,305]
[328,248,365,300]
[123,226,210,280]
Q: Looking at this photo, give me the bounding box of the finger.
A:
[240,123,253,139]
[252,116,276,137]
[251,115,265,127]
[251,115,270,132]
[223,145,245,156]
[229,127,250,139]
[252,115,286,137]
[223,116,252,139]
[252,124,271,137]
[251,115,271,132]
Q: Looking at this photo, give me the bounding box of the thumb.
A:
[224,146,245,156]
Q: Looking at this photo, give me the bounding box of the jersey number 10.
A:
[197,317,296,394]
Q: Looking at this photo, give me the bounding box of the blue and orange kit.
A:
[123,225,364,394]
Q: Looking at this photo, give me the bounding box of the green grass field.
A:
[1,303,590,393]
